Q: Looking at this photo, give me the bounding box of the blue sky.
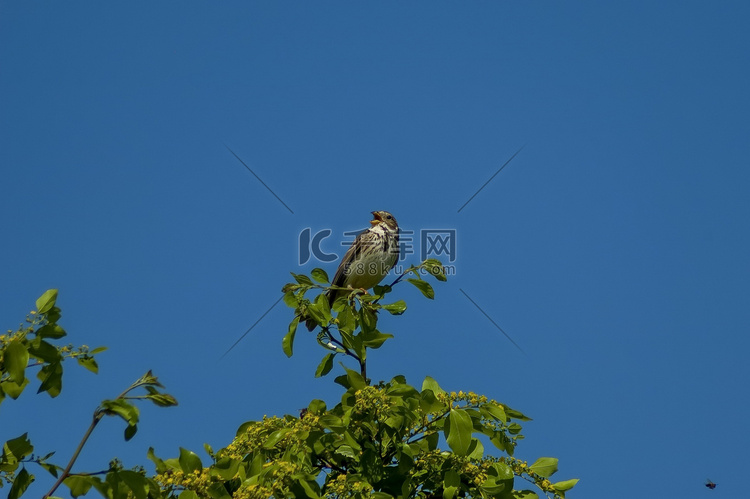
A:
[2,2,749,498]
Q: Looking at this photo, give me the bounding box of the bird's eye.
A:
[386,215,392,219]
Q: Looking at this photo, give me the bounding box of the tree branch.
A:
[42,411,103,498]
[42,373,156,498]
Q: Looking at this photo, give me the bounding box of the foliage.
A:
[151,259,577,498]
[0,289,103,406]
[2,260,577,499]
[0,290,177,499]
[281,259,447,380]
[152,374,576,499]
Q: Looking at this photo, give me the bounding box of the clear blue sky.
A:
[2,2,749,498]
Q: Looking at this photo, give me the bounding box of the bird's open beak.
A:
[370,211,382,225]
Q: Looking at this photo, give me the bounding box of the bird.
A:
[705,479,717,490]
[304,211,400,331]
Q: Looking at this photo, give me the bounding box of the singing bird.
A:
[305,211,400,331]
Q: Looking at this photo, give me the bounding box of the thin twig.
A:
[42,376,152,499]
[42,412,103,498]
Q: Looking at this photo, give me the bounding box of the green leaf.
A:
[343,431,362,452]
[479,482,511,497]
[283,290,299,308]
[339,329,365,360]
[4,433,34,461]
[419,388,445,413]
[100,399,140,425]
[178,490,199,499]
[147,447,167,473]
[425,432,439,451]
[334,374,350,389]
[422,259,448,282]
[406,278,434,299]
[124,423,138,441]
[480,482,507,496]
[480,462,513,497]
[264,429,291,448]
[482,403,507,423]
[27,340,61,364]
[513,491,539,499]
[36,289,58,314]
[529,457,558,478]
[381,300,407,315]
[213,457,240,480]
[421,376,446,395]
[291,273,314,286]
[467,438,484,459]
[44,307,62,325]
[315,353,335,377]
[552,478,579,491]
[147,393,178,407]
[336,304,356,333]
[443,469,460,499]
[359,306,377,333]
[330,295,348,311]
[64,475,96,498]
[298,478,322,499]
[445,408,473,456]
[4,340,29,384]
[311,268,330,284]
[37,361,63,397]
[335,445,357,459]
[313,293,332,323]
[208,480,233,498]
[38,460,60,478]
[342,365,367,391]
[506,406,532,421]
[145,386,179,407]
[282,317,299,358]
[138,369,162,387]
[178,447,203,473]
[307,399,327,414]
[1,378,29,400]
[385,382,419,398]
[35,324,67,339]
[304,299,328,330]
[119,470,148,499]
[9,468,33,499]
[76,356,99,374]
[361,330,393,349]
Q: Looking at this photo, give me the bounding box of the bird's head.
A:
[370,211,398,231]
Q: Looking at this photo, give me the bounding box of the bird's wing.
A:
[331,228,371,288]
